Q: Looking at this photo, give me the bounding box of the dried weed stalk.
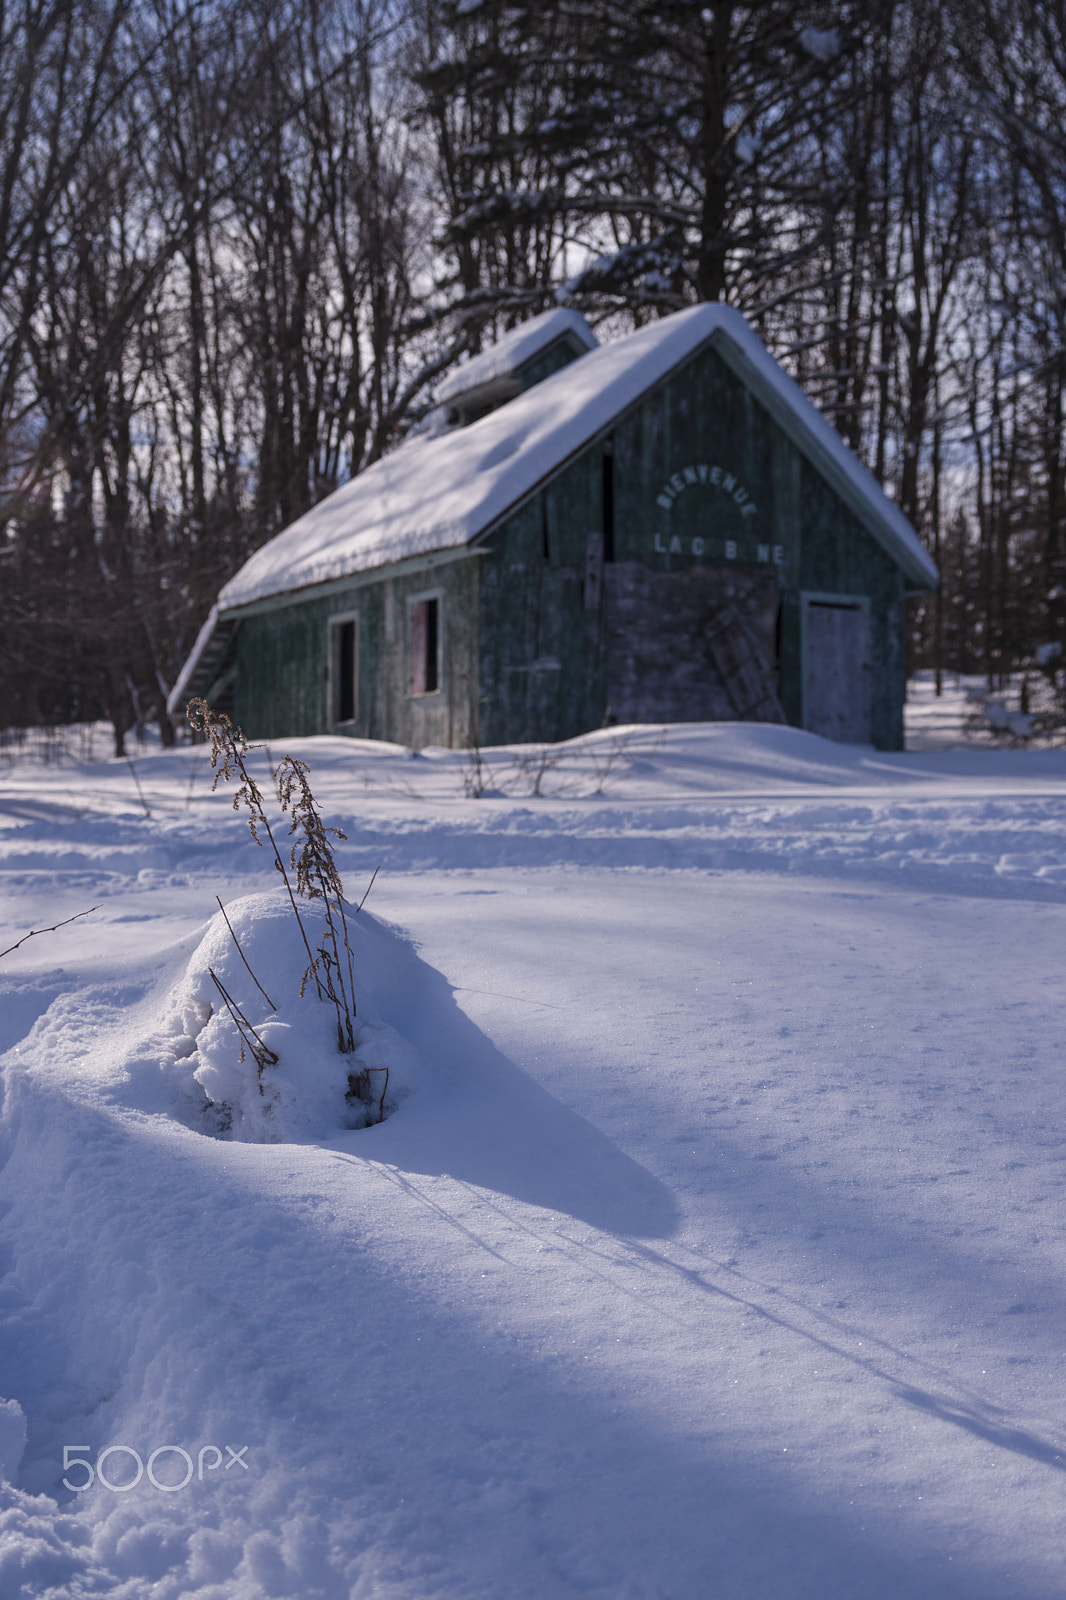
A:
[216,895,275,1011]
[583,728,644,793]
[462,729,511,799]
[276,754,357,1056]
[187,699,386,1123]
[187,698,320,994]
[511,744,575,797]
[460,727,651,801]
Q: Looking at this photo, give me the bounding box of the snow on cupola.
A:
[435,308,597,426]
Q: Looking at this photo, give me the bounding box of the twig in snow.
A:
[208,966,278,1084]
[215,896,275,1010]
[183,758,200,811]
[0,905,99,961]
[356,865,380,913]
[126,756,151,817]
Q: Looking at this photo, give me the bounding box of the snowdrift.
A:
[165,894,430,1142]
[3,721,1066,1598]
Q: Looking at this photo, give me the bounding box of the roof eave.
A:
[217,540,486,623]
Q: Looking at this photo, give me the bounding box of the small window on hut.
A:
[409,596,441,695]
[331,616,358,724]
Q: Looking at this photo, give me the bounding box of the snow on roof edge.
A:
[214,316,702,613]
[166,603,219,718]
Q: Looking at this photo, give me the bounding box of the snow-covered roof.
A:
[224,303,935,606]
[170,304,936,712]
[435,308,597,405]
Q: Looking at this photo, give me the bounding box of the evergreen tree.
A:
[415,0,863,330]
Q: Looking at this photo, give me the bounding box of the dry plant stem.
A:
[186,699,322,999]
[187,700,381,1117]
[584,729,645,794]
[126,756,151,818]
[208,967,278,1082]
[215,896,275,1010]
[514,745,566,796]
[463,743,503,798]
[276,753,356,1054]
[337,894,358,1033]
[274,850,322,997]
[183,759,199,811]
[463,743,511,798]
[0,905,99,961]
[466,741,484,797]
[463,713,493,799]
[356,865,380,913]
[316,885,353,1052]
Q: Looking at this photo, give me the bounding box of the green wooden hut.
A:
[170,304,937,751]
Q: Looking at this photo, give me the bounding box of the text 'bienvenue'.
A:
[656,463,759,517]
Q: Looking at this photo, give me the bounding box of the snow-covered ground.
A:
[905,671,1043,750]
[1,713,1065,1599]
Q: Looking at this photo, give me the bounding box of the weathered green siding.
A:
[793,457,907,749]
[231,553,480,748]
[477,451,603,745]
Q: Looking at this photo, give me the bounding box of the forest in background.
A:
[1,0,1064,752]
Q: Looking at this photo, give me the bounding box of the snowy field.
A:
[1,706,1066,1599]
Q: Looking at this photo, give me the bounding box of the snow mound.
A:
[166,894,429,1142]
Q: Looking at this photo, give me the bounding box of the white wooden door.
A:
[805,600,871,743]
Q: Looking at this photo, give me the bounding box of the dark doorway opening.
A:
[410,597,440,695]
[333,618,358,723]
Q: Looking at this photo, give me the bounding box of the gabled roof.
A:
[169,304,936,714]
[435,307,597,406]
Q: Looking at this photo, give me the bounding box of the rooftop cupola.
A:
[436,308,598,426]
